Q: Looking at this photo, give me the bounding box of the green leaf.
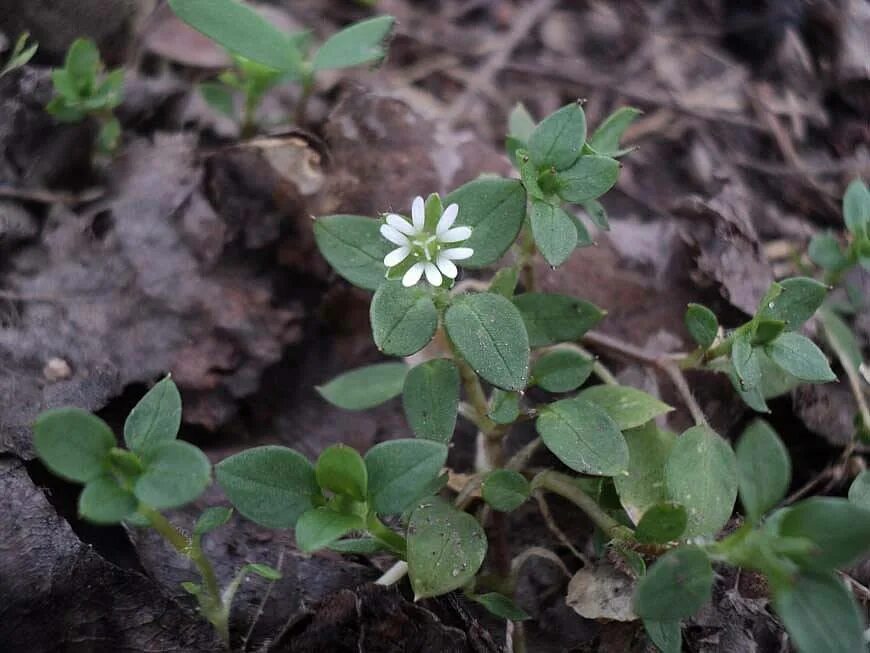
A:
[134,441,211,509]
[33,408,115,483]
[216,445,319,528]
[199,82,236,118]
[194,506,233,535]
[583,199,609,230]
[735,419,791,523]
[753,319,785,345]
[758,277,828,331]
[312,16,394,71]
[528,102,586,170]
[536,397,629,476]
[313,215,391,290]
[848,470,870,510]
[588,107,641,157]
[365,439,448,514]
[315,444,367,501]
[614,423,676,524]
[445,178,527,268]
[316,362,408,410]
[488,389,520,424]
[819,307,863,372]
[635,503,687,544]
[243,562,282,581]
[685,303,718,349]
[65,38,99,86]
[370,282,438,356]
[808,233,849,272]
[472,593,530,621]
[168,0,303,72]
[50,69,80,100]
[772,572,865,653]
[78,477,138,524]
[513,293,604,347]
[530,200,578,267]
[633,546,713,621]
[576,385,673,431]
[328,537,387,554]
[97,116,121,153]
[732,331,762,390]
[481,470,530,512]
[407,498,487,600]
[1,32,38,77]
[557,155,620,203]
[778,497,870,570]
[124,376,182,453]
[488,267,519,299]
[295,508,364,552]
[665,425,737,538]
[402,360,459,443]
[764,332,836,382]
[508,102,536,142]
[531,349,593,393]
[644,620,682,653]
[843,178,870,237]
[445,293,530,391]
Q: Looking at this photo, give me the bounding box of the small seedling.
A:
[169,0,394,130]
[32,376,279,648]
[46,38,124,153]
[0,32,38,78]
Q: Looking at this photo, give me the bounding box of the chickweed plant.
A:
[0,32,38,78]
[32,39,870,653]
[168,0,395,132]
[46,38,124,154]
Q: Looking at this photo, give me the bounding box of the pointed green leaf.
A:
[588,107,641,157]
[313,215,391,290]
[634,546,713,621]
[312,16,394,71]
[736,419,791,523]
[808,233,849,273]
[481,469,530,512]
[635,503,687,544]
[644,620,682,653]
[665,425,737,538]
[365,439,448,514]
[848,470,870,510]
[79,477,138,524]
[536,397,629,476]
[243,562,282,580]
[528,103,586,170]
[168,0,303,72]
[531,349,593,393]
[124,376,182,453]
[576,385,673,431]
[472,593,530,621]
[778,497,870,570]
[685,303,718,349]
[134,441,211,509]
[407,498,487,599]
[582,199,609,230]
[33,408,115,483]
[843,178,870,237]
[557,155,620,203]
[488,267,519,299]
[773,572,865,653]
[194,506,233,535]
[295,508,364,552]
[402,359,459,443]
[614,422,676,524]
[370,282,437,356]
[316,444,367,501]
[513,292,604,347]
[445,293,530,391]
[445,177,527,268]
[765,332,836,383]
[216,445,319,528]
[732,332,762,390]
[316,362,408,410]
[758,277,828,331]
[508,102,536,142]
[530,200,578,267]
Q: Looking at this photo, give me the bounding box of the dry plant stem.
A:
[581,330,707,425]
[241,551,284,651]
[535,471,634,542]
[534,490,587,564]
[140,506,229,646]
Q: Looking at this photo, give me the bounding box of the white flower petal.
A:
[439,226,472,243]
[384,246,410,267]
[442,247,474,260]
[380,224,410,246]
[436,255,458,279]
[386,213,417,235]
[424,262,442,286]
[436,203,459,236]
[411,196,425,230]
[403,262,425,287]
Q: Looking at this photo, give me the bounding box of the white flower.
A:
[380,195,474,287]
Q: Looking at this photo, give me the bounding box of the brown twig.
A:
[0,186,104,205]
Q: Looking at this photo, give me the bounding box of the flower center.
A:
[412,235,439,261]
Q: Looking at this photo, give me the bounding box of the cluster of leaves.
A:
[33,377,278,646]
[46,38,124,153]
[168,0,394,132]
[0,32,38,78]
[809,179,870,281]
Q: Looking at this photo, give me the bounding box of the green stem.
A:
[533,470,633,542]
[367,513,407,556]
[703,334,734,362]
